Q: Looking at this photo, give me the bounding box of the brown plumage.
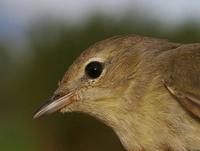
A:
[34,35,200,151]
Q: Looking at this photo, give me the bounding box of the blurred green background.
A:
[1,1,200,151]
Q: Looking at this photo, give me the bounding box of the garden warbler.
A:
[34,35,200,151]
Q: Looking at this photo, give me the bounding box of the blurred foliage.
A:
[1,14,200,151]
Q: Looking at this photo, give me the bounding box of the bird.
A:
[34,35,200,151]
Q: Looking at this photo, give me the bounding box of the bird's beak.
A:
[33,91,76,119]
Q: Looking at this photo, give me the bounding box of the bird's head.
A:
[34,35,200,151]
[34,35,146,124]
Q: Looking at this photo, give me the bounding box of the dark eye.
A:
[85,61,103,79]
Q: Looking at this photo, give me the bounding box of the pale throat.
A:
[86,104,145,151]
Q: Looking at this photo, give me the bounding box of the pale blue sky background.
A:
[0,0,200,54]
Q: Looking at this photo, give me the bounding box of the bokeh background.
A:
[1,0,200,151]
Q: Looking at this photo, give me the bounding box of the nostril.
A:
[52,92,65,100]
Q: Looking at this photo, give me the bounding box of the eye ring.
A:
[85,61,103,79]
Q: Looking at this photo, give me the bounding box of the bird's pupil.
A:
[85,61,103,79]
